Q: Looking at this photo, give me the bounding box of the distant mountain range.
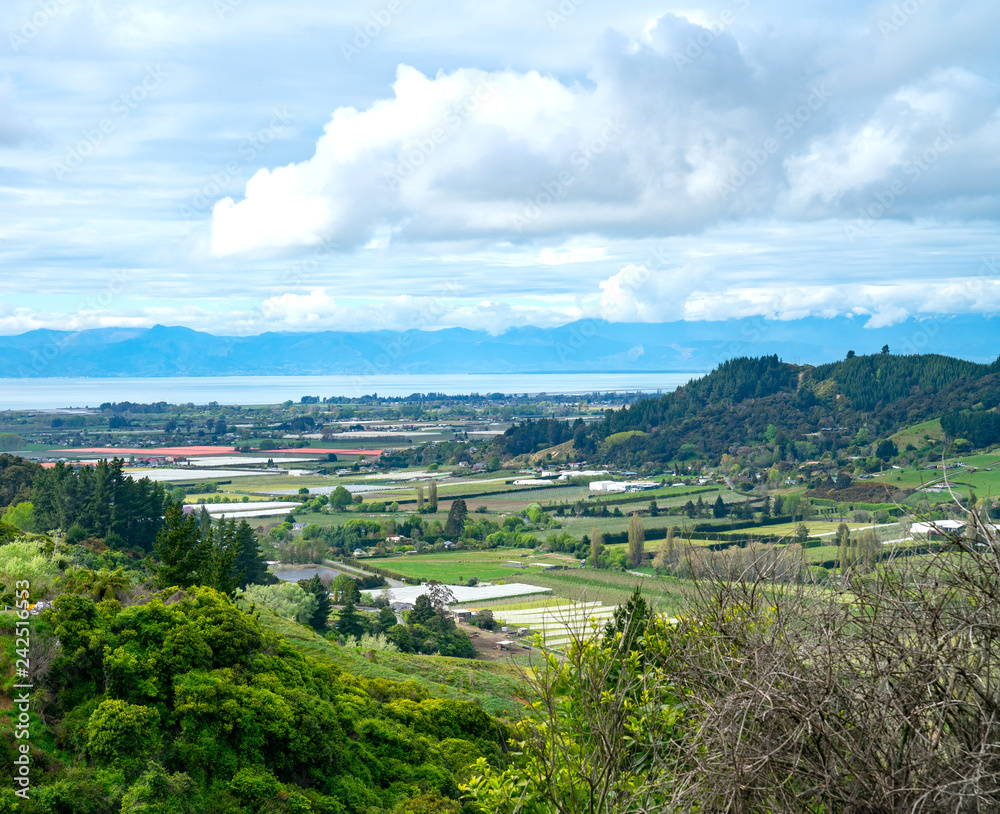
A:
[0,316,995,377]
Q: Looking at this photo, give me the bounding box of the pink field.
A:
[48,446,237,456]
[274,448,383,456]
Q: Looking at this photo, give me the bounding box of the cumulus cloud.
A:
[209,10,1000,258]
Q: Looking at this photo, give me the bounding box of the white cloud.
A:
[210,12,1000,259]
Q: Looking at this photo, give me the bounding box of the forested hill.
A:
[809,353,1000,411]
[528,352,1000,466]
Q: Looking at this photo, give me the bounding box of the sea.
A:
[0,372,703,410]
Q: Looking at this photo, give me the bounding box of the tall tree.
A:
[428,480,438,511]
[232,520,272,588]
[712,495,727,518]
[445,498,468,538]
[627,515,645,568]
[590,527,603,568]
[153,504,207,589]
[836,522,851,575]
[306,574,333,633]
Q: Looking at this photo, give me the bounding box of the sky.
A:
[1,0,998,337]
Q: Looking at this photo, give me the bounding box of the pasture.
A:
[366,549,578,583]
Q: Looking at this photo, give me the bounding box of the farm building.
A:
[910,519,966,538]
[452,609,472,622]
[589,480,660,493]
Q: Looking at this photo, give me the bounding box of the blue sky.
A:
[1,0,998,336]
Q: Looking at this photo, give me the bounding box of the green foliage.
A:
[445,498,468,537]
[86,700,161,772]
[875,438,898,460]
[465,598,680,813]
[0,453,42,509]
[39,586,495,811]
[941,409,1000,449]
[2,500,36,532]
[305,573,333,632]
[626,515,645,567]
[33,458,170,551]
[239,582,318,626]
[120,761,200,813]
[0,538,58,603]
[60,566,131,602]
[0,432,24,451]
[153,505,255,595]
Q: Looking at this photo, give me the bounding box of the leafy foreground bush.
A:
[468,513,1000,813]
[4,587,502,813]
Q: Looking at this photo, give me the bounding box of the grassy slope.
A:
[255,607,528,717]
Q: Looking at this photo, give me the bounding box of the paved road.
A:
[327,559,404,588]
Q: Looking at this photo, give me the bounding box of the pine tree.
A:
[627,514,645,567]
[203,520,241,597]
[334,599,362,639]
[712,495,727,518]
[153,504,207,589]
[307,574,333,633]
[233,519,271,588]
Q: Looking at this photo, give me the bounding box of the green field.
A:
[889,418,944,449]
[873,453,1000,500]
[367,548,576,583]
[729,520,897,538]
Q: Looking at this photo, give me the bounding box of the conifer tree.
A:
[153,503,207,589]
[232,519,272,588]
[307,574,333,633]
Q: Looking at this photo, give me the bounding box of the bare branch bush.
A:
[660,508,1000,813]
[472,508,1000,813]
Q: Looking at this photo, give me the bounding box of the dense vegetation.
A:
[32,459,170,552]
[529,352,1000,468]
[5,587,500,813]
